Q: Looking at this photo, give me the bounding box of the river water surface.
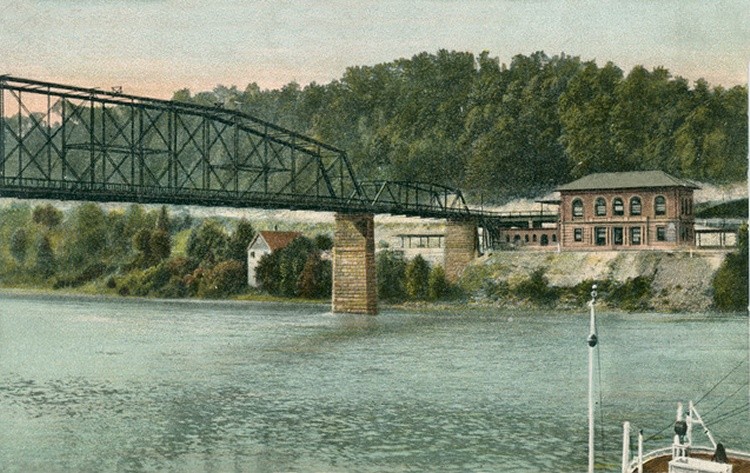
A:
[0,292,747,472]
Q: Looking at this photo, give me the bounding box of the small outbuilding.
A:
[247,231,301,286]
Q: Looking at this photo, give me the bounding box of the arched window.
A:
[595,197,607,216]
[541,234,549,246]
[655,196,666,216]
[613,197,624,216]
[552,234,557,243]
[572,199,584,218]
[630,196,642,216]
[532,234,537,242]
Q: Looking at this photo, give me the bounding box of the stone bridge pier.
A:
[332,213,377,314]
[444,219,478,282]
[332,215,478,315]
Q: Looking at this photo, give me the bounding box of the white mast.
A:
[588,284,598,473]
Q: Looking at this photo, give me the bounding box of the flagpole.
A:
[587,284,598,473]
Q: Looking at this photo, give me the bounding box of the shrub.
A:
[713,224,748,311]
[405,255,430,300]
[376,250,407,301]
[608,276,653,311]
[427,265,449,301]
[198,260,246,298]
[512,268,558,305]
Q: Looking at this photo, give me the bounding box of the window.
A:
[630,227,641,245]
[552,234,557,243]
[540,234,549,246]
[525,235,529,242]
[250,251,256,258]
[656,226,666,242]
[613,227,624,245]
[655,196,666,216]
[630,196,642,216]
[574,228,583,242]
[572,199,584,218]
[613,198,624,216]
[532,234,537,243]
[595,197,607,216]
[595,227,607,246]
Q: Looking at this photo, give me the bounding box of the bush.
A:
[512,268,558,306]
[376,250,407,301]
[405,255,430,300]
[713,224,748,311]
[427,265,449,301]
[198,260,247,298]
[608,276,653,311]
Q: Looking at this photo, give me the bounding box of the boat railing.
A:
[629,446,672,472]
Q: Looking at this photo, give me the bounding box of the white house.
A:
[247,231,301,286]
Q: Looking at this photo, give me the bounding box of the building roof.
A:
[556,170,700,192]
[249,231,302,251]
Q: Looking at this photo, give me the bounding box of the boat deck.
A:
[640,453,750,473]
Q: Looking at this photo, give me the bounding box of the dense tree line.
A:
[174,50,747,202]
[0,201,458,303]
[0,202,255,298]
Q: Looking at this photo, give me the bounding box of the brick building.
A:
[556,170,698,250]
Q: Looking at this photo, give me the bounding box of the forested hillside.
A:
[174,50,747,203]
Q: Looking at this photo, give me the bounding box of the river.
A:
[0,292,747,472]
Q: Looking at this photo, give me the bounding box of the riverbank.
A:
[0,248,736,314]
[458,249,731,313]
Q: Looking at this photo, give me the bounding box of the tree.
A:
[156,206,171,233]
[186,220,229,267]
[34,234,55,278]
[713,224,748,311]
[9,228,28,265]
[376,250,407,301]
[198,260,246,298]
[405,254,430,300]
[427,265,450,301]
[226,219,256,264]
[150,229,172,263]
[298,251,329,299]
[32,204,62,228]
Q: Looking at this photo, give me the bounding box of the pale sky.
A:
[1,0,748,99]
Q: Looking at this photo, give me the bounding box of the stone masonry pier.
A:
[444,220,478,282]
[332,213,377,314]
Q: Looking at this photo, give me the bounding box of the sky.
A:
[1,0,748,100]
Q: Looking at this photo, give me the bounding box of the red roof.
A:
[256,231,301,251]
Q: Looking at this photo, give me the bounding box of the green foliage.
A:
[32,204,62,228]
[178,50,746,201]
[405,254,430,300]
[713,224,749,311]
[376,250,407,301]
[512,268,559,306]
[297,252,332,299]
[197,260,247,298]
[9,228,28,265]
[313,234,333,251]
[606,276,653,311]
[34,234,55,278]
[254,236,331,298]
[186,220,229,267]
[427,265,450,301]
[226,219,256,264]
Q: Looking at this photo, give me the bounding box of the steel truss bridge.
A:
[0,76,557,229]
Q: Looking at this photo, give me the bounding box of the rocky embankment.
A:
[460,249,730,312]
